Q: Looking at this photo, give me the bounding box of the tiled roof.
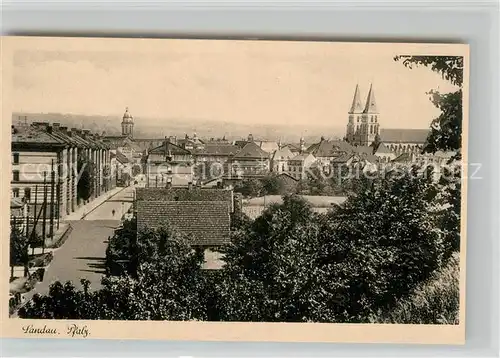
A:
[278,173,299,182]
[115,151,129,164]
[332,153,354,163]
[149,141,191,156]
[308,140,354,157]
[380,128,429,144]
[374,142,393,154]
[352,145,374,155]
[392,152,413,162]
[234,140,249,148]
[272,146,294,161]
[136,200,231,246]
[136,187,233,202]
[332,152,379,164]
[289,153,314,161]
[12,125,65,145]
[195,144,241,156]
[233,141,270,159]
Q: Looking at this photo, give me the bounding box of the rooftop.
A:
[136,200,231,246]
[380,128,429,144]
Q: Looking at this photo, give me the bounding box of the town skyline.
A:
[12,40,457,131]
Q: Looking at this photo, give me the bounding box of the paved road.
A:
[22,186,135,301]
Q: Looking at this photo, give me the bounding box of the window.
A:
[12,188,19,198]
[12,170,20,181]
[24,188,31,201]
[13,153,19,164]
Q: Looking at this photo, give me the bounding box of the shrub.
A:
[370,253,459,324]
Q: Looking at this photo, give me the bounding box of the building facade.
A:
[11,121,112,220]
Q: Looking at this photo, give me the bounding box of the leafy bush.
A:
[370,253,459,324]
[77,153,96,201]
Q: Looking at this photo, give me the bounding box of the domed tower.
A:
[121,107,134,138]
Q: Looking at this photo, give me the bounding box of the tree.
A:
[395,55,463,261]
[20,225,209,321]
[394,55,463,157]
[233,178,263,198]
[217,195,326,322]
[77,153,96,201]
[10,225,29,279]
[371,133,381,151]
[105,218,138,277]
[314,167,444,322]
[260,174,287,195]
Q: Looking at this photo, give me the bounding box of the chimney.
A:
[52,122,60,131]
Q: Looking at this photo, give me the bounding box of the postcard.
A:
[1,36,469,344]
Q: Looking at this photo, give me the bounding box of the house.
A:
[192,143,241,184]
[307,139,354,166]
[372,142,397,163]
[287,153,317,180]
[230,141,271,178]
[332,152,379,173]
[111,150,132,187]
[136,187,236,269]
[270,146,294,174]
[142,138,194,188]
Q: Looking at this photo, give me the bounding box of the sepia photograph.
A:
[1,37,468,343]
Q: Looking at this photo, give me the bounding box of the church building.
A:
[345,84,429,156]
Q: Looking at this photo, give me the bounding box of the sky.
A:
[12,40,458,132]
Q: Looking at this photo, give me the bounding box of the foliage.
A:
[260,173,288,195]
[395,55,463,262]
[370,253,459,324]
[393,56,463,87]
[10,225,29,278]
[19,280,99,319]
[77,153,96,200]
[105,218,138,277]
[233,178,263,197]
[131,164,142,177]
[20,226,208,321]
[316,167,444,322]
[371,133,381,150]
[394,55,463,157]
[217,195,325,322]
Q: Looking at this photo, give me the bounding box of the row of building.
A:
[10,120,118,223]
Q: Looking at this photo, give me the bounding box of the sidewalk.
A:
[64,186,126,221]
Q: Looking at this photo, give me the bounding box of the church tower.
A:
[360,84,379,146]
[121,107,134,138]
[346,84,364,144]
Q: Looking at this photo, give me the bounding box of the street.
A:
[23,186,135,301]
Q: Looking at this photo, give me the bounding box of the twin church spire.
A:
[346,84,380,146]
[349,83,378,114]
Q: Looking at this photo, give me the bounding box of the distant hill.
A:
[11,112,345,142]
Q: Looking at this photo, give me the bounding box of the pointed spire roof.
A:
[349,84,364,113]
[363,84,378,113]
